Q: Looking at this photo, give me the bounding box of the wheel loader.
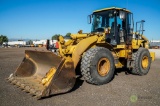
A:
[7,7,155,99]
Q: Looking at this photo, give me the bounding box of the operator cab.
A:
[89,7,134,45]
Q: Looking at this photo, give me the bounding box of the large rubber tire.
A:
[131,47,151,75]
[81,47,115,85]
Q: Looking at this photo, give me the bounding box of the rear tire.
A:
[131,47,151,75]
[81,47,115,85]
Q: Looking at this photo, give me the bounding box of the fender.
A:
[72,35,98,68]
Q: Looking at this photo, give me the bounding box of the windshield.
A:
[91,11,114,32]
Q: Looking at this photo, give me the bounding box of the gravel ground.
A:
[0,48,160,106]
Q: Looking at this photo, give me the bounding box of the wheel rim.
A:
[98,58,110,76]
[141,56,149,69]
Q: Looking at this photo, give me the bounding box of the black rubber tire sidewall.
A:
[131,48,151,75]
[90,48,115,85]
[137,48,151,75]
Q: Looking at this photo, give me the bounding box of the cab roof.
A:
[93,7,131,13]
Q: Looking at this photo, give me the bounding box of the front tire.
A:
[131,47,151,75]
[81,47,115,85]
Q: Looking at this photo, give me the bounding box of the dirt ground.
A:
[0,47,160,106]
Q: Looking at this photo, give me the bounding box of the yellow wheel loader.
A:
[7,7,155,99]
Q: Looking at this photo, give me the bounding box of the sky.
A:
[0,0,160,40]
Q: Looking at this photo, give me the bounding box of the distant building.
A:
[33,40,46,45]
[33,39,58,46]
[149,40,160,43]
[149,40,160,49]
[7,41,26,46]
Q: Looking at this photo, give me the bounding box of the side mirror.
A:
[87,15,92,24]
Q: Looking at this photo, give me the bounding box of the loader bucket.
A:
[7,50,76,99]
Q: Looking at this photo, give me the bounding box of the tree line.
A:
[0,32,71,45]
[0,35,8,45]
[51,32,71,40]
